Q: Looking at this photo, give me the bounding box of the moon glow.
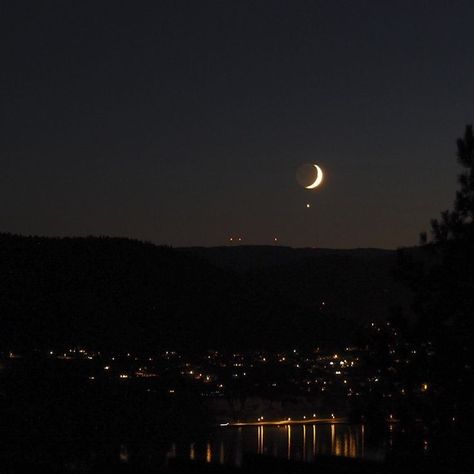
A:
[305,164,323,189]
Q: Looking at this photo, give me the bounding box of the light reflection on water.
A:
[166,424,375,466]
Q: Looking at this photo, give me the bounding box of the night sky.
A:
[2,1,474,248]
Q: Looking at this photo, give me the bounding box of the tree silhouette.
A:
[422,124,474,244]
[400,125,474,431]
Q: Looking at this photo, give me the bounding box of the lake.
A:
[164,423,388,467]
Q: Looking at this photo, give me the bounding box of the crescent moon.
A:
[305,164,323,189]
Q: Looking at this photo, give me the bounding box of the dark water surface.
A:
[164,423,389,467]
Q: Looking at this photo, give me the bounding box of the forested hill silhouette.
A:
[0,234,407,351]
[0,233,259,351]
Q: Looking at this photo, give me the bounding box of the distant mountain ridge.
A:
[180,245,394,272]
[181,245,410,326]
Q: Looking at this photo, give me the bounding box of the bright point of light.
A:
[306,203,310,208]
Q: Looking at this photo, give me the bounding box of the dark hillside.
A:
[183,246,410,324]
[0,234,408,351]
[182,245,394,273]
[0,234,258,350]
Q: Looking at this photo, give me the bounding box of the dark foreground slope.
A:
[0,234,407,351]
